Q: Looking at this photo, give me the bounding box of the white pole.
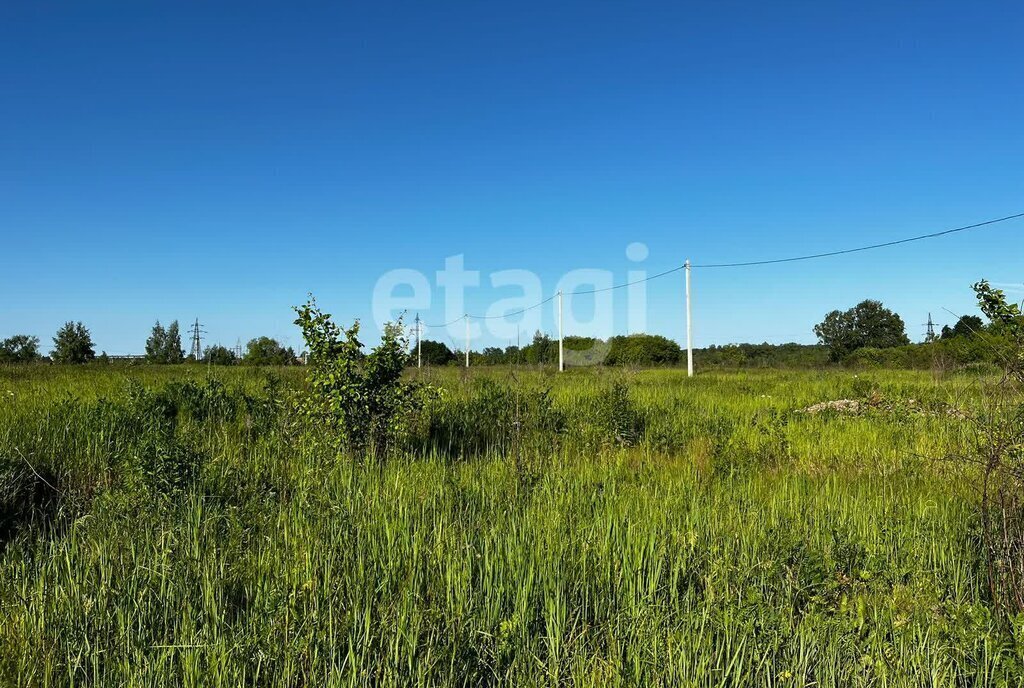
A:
[464,314,470,368]
[685,259,693,377]
[416,314,422,369]
[558,290,564,372]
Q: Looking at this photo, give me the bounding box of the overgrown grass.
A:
[0,364,1019,685]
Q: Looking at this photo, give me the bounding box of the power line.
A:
[473,295,557,320]
[423,295,558,328]
[419,211,1022,323]
[692,211,1024,268]
[577,211,1024,292]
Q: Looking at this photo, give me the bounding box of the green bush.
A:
[605,334,681,366]
[294,296,425,461]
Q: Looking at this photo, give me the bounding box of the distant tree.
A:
[474,346,506,365]
[563,336,610,367]
[417,340,456,366]
[145,321,167,362]
[243,336,296,366]
[164,321,185,363]
[605,333,682,366]
[0,335,41,363]
[941,314,985,339]
[523,331,556,365]
[204,344,238,365]
[146,320,185,363]
[814,300,909,361]
[52,321,95,364]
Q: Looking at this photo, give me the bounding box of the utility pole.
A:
[415,313,422,368]
[685,260,693,378]
[557,290,564,372]
[189,318,206,362]
[464,315,470,368]
[924,313,937,342]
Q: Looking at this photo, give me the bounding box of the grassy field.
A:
[0,364,1019,686]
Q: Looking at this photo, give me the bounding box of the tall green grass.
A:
[0,364,1017,686]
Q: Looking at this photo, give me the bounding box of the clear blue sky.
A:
[2,2,1022,355]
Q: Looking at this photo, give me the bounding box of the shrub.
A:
[956,280,1024,616]
[294,296,424,461]
[593,382,645,447]
[605,334,682,366]
[243,337,297,366]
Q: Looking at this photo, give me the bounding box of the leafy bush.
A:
[243,337,297,366]
[957,281,1024,616]
[593,381,645,447]
[696,342,830,369]
[294,296,424,461]
[605,334,681,366]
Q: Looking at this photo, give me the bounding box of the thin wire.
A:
[566,211,1024,294]
[692,212,1024,268]
[420,211,1023,322]
[423,295,556,326]
[423,314,467,329]
[574,264,688,295]
[472,294,556,319]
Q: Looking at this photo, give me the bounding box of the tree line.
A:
[0,293,1005,369]
[698,296,1006,369]
[415,331,684,367]
[0,320,302,366]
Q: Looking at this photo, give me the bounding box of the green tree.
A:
[605,334,682,366]
[52,321,95,364]
[0,335,41,363]
[203,344,237,365]
[814,300,909,361]
[164,321,185,363]
[294,296,424,460]
[478,346,506,365]
[523,331,556,365]
[145,321,167,362]
[974,280,1024,375]
[564,336,610,367]
[416,340,456,366]
[243,336,296,366]
[941,314,985,339]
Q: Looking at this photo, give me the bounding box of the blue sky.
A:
[2,1,1022,355]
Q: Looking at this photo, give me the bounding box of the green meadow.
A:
[0,364,1019,686]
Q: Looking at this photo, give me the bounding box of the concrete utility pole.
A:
[685,260,693,377]
[464,315,470,368]
[557,290,564,372]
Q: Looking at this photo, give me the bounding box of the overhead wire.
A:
[418,211,1023,325]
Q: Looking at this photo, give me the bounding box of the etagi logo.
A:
[372,243,651,361]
